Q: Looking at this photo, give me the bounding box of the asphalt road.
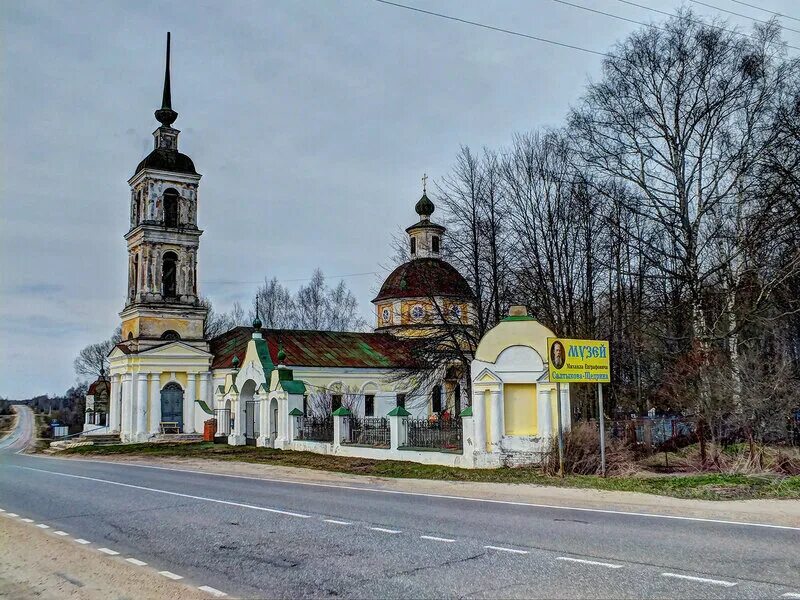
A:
[1,406,799,599]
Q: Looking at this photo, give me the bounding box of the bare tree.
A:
[250,277,296,328]
[73,326,121,380]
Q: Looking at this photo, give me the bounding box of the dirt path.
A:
[60,454,800,527]
[0,516,208,600]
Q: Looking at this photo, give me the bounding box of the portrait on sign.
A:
[550,340,566,369]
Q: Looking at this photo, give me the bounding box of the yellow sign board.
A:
[546,337,610,383]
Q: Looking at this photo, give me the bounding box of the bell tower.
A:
[120,32,207,351]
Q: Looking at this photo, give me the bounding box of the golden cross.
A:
[422,173,428,194]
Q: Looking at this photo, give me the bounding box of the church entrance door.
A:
[161,383,184,432]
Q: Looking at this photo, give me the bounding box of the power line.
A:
[548,0,668,32]
[614,0,800,50]
[728,0,800,23]
[373,0,611,57]
[206,271,379,287]
[689,0,800,34]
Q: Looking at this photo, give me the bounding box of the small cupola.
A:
[406,174,445,259]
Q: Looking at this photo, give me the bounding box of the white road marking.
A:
[0,508,5,512]
[660,573,737,587]
[20,518,33,523]
[74,539,91,545]
[780,594,800,599]
[15,466,312,519]
[54,531,69,536]
[5,513,18,517]
[38,458,799,532]
[125,558,147,566]
[159,571,183,580]
[557,556,623,569]
[323,519,352,525]
[369,527,401,534]
[36,523,50,529]
[484,545,529,555]
[98,547,119,555]
[198,585,228,597]
[420,535,456,543]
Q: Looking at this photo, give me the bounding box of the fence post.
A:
[460,407,474,463]
[332,407,351,448]
[388,406,410,450]
[288,408,303,443]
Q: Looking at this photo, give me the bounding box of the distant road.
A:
[1,407,799,599]
[0,405,34,452]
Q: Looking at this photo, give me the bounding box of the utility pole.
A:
[556,382,564,477]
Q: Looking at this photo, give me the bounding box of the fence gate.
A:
[245,400,259,446]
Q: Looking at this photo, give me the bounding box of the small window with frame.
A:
[364,394,375,417]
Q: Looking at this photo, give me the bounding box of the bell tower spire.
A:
[155,32,178,128]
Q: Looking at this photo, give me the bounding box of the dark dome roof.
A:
[373,258,474,302]
[415,193,435,217]
[135,149,197,176]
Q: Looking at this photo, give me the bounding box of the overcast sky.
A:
[1,0,797,398]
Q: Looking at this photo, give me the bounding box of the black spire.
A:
[154,32,178,127]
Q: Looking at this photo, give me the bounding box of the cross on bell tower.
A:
[119,33,208,351]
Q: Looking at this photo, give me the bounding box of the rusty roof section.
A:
[209,327,420,370]
[373,258,474,303]
[87,377,110,396]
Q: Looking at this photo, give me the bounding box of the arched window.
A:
[432,236,440,253]
[161,330,181,341]
[132,254,139,297]
[431,384,442,414]
[162,251,178,298]
[163,189,179,228]
[127,332,134,340]
[410,237,416,256]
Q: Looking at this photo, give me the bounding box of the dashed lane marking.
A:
[780,594,800,598]
[420,535,456,543]
[20,518,33,523]
[36,523,50,529]
[45,459,800,532]
[660,573,737,587]
[484,545,529,555]
[98,548,119,556]
[323,519,352,525]
[125,558,147,566]
[74,539,91,545]
[369,527,402,534]
[557,556,623,569]
[5,513,18,517]
[54,531,69,536]
[198,585,228,597]
[159,571,183,580]
[0,508,5,512]
[15,466,312,519]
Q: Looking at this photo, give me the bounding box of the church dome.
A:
[373,258,473,303]
[135,148,197,176]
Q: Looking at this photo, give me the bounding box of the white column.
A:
[472,389,486,453]
[121,374,132,440]
[560,385,571,432]
[150,375,161,433]
[136,373,148,440]
[185,373,197,433]
[489,388,504,450]
[257,394,269,447]
[538,386,553,439]
[228,396,245,445]
[200,372,210,410]
[109,376,121,433]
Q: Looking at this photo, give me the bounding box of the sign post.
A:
[547,337,611,478]
[556,382,564,477]
[598,383,606,477]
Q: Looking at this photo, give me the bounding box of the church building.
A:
[96,35,571,468]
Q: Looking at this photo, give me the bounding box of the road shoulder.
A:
[0,514,208,600]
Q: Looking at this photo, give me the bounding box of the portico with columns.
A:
[469,306,571,467]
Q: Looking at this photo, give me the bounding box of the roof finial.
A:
[422,172,428,195]
[154,32,178,127]
[253,296,263,329]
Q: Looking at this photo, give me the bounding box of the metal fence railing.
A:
[404,417,463,451]
[214,409,231,437]
[344,416,390,447]
[296,416,334,442]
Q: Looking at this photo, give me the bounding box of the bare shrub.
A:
[542,422,637,476]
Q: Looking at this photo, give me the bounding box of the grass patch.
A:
[62,442,800,501]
